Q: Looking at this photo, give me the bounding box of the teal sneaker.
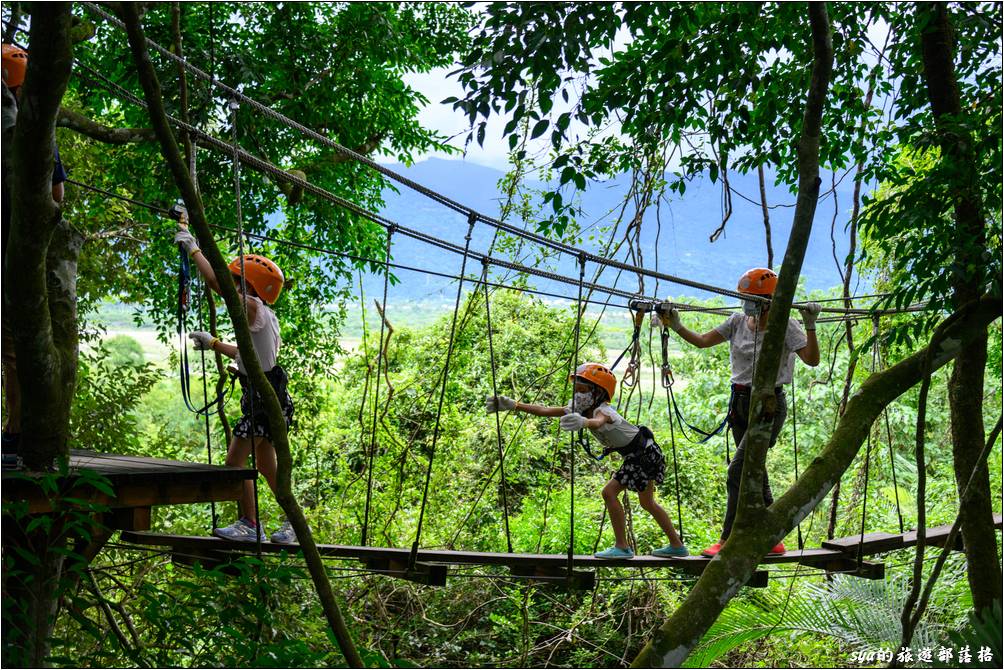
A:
[594,546,634,559]
[652,544,689,558]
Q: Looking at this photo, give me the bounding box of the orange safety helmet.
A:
[737,268,778,297]
[228,254,284,305]
[569,362,617,402]
[2,44,28,89]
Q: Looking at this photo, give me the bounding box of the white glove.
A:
[798,302,822,330]
[174,227,198,255]
[651,306,683,332]
[559,412,586,432]
[485,395,517,413]
[188,331,217,351]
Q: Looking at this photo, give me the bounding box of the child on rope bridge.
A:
[174,217,298,545]
[657,268,821,557]
[486,362,688,559]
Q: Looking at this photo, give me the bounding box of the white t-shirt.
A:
[566,402,640,450]
[235,295,281,374]
[714,313,807,386]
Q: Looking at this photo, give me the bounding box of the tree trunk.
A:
[918,1,1002,615]
[1,5,79,667]
[5,2,76,470]
[632,5,834,663]
[117,6,363,667]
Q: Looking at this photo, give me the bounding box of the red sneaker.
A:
[769,542,786,555]
[701,542,723,557]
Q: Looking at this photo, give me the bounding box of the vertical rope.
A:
[362,226,394,546]
[858,431,873,566]
[230,98,262,555]
[856,317,883,565]
[481,258,513,553]
[197,285,218,531]
[667,388,684,542]
[568,253,586,578]
[410,214,478,569]
[660,324,684,541]
[791,371,803,550]
[875,315,905,534]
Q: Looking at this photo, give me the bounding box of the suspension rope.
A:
[227,98,263,556]
[481,258,513,553]
[177,245,231,418]
[362,226,395,546]
[659,324,685,541]
[68,56,927,325]
[5,13,918,324]
[857,429,873,567]
[875,316,905,534]
[614,303,649,389]
[197,280,218,531]
[75,6,905,315]
[410,214,478,570]
[568,253,587,579]
[855,317,883,564]
[67,174,918,335]
[791,371,803,550]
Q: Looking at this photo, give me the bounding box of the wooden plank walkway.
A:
[122,513,1001,573]
[2,449,256,515]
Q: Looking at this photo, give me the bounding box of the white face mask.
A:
[742,299,762,317]
[574,391,595,412]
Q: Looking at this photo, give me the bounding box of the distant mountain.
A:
[368,157,859,305]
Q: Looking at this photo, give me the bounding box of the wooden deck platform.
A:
[2,450,256,520]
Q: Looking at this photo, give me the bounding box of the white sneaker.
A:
[213,517,265,542]
[270,520,298,544]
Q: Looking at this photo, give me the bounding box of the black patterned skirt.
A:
[233,365,295,441]
[612,426,666,492]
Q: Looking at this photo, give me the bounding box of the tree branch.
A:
[57,106,157,144]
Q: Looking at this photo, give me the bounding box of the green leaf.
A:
[530,118,549,139]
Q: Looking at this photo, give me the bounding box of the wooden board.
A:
[900,513,1002,549]
[120,531,852,569]
[3,450,256,513]
[822,531,904,554]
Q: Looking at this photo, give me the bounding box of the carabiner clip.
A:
[661,363,675,389]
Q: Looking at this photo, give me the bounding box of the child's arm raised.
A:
[486,395,566,417]
[175,219,260,326]
[514,401,567,417]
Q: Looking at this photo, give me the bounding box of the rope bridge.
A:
[8,8,959,590]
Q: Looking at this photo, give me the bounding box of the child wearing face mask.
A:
[486,362,688,559]
[656,268,821,557]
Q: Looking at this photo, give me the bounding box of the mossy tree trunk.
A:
[117,5,363,667]
[633,5,834,664]
[4,2,78,471]
[1,4,82,667]
[918,1,1002,615]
